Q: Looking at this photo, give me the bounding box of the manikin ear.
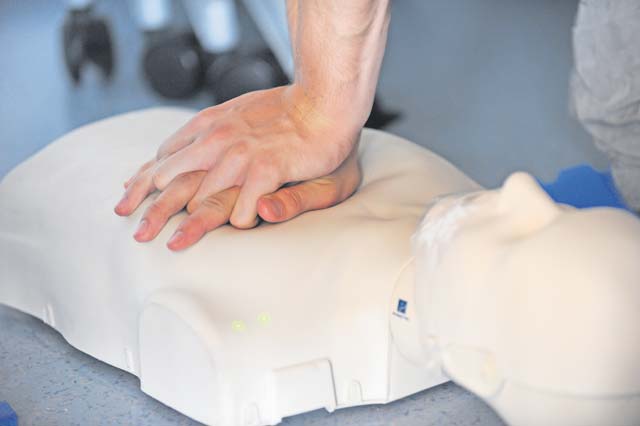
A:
[498,172,560,236]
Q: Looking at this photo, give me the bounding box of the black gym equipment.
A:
[141,31,288,104]
[62,6,114,83]
[203,48,289,104]
[142,32,204,99]
[61,7,400,130]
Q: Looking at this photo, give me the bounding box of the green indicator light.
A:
[257,313,271,325]
[231,320,246,332]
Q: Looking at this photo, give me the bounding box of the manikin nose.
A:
[498,172,560,235]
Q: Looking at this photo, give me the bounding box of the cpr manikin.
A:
[0,109,639,426]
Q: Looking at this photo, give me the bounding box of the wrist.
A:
[288,0,390,132]
[285,83,364,136]
[286,82,373,135]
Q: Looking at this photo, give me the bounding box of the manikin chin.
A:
[1,108,639,426]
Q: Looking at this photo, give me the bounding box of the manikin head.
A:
[413,172,640,426]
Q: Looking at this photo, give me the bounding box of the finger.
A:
[167,186,240,251]
[157,126,197,161]
[124,159,156,189]
[257,178,340,223]
[153,136,227,190]
[114,168,157,216]
[186,147,249,213]
[230,164,281,229]
[134,171,206,242]
[156,109,221,159]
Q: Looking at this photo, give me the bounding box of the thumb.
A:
[257,178,343,223]
[258,143,362,223]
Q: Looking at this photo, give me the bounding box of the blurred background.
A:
[0,1,609,425]
[0,0,607,184]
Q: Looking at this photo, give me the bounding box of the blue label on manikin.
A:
[397,299,408,314]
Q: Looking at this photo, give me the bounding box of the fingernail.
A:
[263,198,284,218]
[134,219,149,239]
[167,230,185,248]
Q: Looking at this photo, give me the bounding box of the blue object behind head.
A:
[538,165,631,212]
[0,402,17,426]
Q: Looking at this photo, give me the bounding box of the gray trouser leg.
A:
[570,0,640,210]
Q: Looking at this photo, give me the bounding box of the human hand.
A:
[121,0,391,230]
[114,144,361,251]
[126,84,361,229]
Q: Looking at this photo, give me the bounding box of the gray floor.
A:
[0,0,607,425]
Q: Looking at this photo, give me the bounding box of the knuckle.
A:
[186,199,198,214]
[201,134,218,147]
[326,175,342,194]
[152,172,167,190]
[285,188,304,211]
[209,123,234,140]
[190,112,207,128]
[251,155,270,170]
[169,172,188,187]
[201,105,217,116]
[194,108,215,124]
[183,216,206,236]
[251,156,279,181]
[228,140,249,157]
[175,170,198,186]
[322,182,341,204]
[145,201,166,219]
[201,195,230,215]
[181,170,207,190]
[128,177,147,195]
[230,215,257,230]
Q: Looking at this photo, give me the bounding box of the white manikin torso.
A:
[2,108,639,426]
[0,108,479,426]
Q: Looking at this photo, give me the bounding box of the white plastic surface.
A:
[0,108,479,425]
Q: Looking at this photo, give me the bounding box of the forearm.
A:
[286,0,391,133]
